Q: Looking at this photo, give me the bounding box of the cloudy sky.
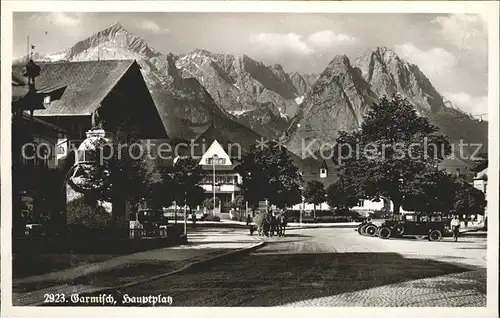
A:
[13,12,488,114]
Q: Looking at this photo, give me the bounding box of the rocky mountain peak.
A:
[352,46,444,114]
[55,21,160,62]
[328,54,351,69]
[104,21,127,34]
[165,52,183,85]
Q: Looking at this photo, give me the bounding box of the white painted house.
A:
[198,140,241,213]
[471,160,488,221]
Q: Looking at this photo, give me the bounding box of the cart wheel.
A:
[428,230,442,241]
[378,227,391,239]
[366,224,378,237]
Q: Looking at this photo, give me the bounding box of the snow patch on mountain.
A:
[295,96,305,105]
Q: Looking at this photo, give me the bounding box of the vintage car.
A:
[357,220,378,236]
[137,208,164,228]
[377,213,450,241]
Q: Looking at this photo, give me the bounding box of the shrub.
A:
[203,215,221,222]
[67,197,112,228]
[314,210,334,217]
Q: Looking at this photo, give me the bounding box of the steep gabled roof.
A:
[12,60,136,116]
[470,159,488,172]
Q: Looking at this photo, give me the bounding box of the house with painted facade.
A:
[471,159,488,221]
[11,59,167,230]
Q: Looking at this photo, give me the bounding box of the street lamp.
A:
[212,154,218,215]
[300,196,304,226]
[183,171,193,236]
[184,190,187,235]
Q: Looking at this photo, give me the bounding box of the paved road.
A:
[93,228,488,307]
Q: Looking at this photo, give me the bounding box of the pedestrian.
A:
[450,215,460,242]
[191,211,197,228]
[464,216,468,228]
[246,214,251,226]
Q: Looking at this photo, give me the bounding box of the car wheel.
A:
[392,224,404,236]
[357,224,365,235]
[365,224,378,237]
[378,227,391,239]
[428,230,442,241]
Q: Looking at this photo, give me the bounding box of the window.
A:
[21,143,36,166]
[75,150,96,164]
[37,144,50,168]
[419,215,429,222]
[206,157,226,165]
[320,168,327,178]
[405,214,416,222]
[430,216,442,222]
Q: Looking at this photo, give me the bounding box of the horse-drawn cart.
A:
[249,211,288,237]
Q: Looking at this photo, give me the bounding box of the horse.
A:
[275,211,288,237]
[252,213,269,237]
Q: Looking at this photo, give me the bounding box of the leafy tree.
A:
[146,175,175,211]
[453,181,487,217]
[168,157,203,207]
[326,177,363,213]
[84,124,151,228]
[202,197,220,212]
[230,195,246,211]
[333,95,451,214]
[303,180,326,218]
[186,185,206,212]
[238,140,302,212]
[402,169,457,214]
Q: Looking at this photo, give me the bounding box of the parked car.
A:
[377,213,449,241]
[138,208,163,228]
[24,223,45,237]
[152,219,170,229]
[356,220,378,236]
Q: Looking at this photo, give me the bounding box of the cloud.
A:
[445,92,488,114]
[249,30,356,55]
[306,30,357,49]
[249,32,313,55]
[137,20,170,34]
[393,43,457,79]
[51,12,82,26]
[28,12,82,27]
[432,14,487,55]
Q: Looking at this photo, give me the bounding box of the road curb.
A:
[34,240,267,306]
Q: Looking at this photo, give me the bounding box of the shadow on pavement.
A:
[51,252,478,307]
[457,246,487,250]
[15,248,239,294]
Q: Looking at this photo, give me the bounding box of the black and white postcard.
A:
[1,1,498,318]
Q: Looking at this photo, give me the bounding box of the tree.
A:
[303,180,326,218]
[169,157,203,207]
[402,169,457,214]
[202,197,220,212]
[326,177,363,213]
[230,195,246,211]
[82,124,151,228]
[146,173,175,211]
[237,140,302,212]
[453,181,487,217]
[186,185,206,212]
[333,96,451,214]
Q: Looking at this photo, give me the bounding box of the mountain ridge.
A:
[20,23,487,163]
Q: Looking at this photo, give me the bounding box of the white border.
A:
[1,2,498,318]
